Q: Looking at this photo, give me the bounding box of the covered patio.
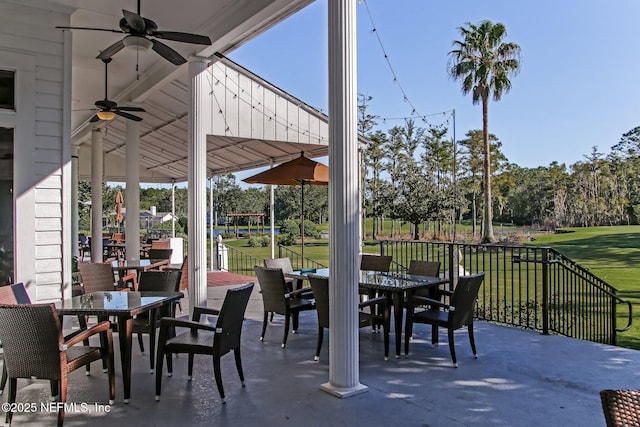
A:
[2,283,637,426]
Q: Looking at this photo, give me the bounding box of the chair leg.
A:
[188,354,194,379]
[282,313,291,348]
[292,311,299,332]
[6,377,16,425]
[149,328,156,374]
[260,312,268,341]
[404,311,413,356]
[234,347,245,386]
[58,375,67,427]
[50,380,59,401]
[468,323,477,358]
[431,324,439,347]
[213,354,226,403]
[138,332,145,353]
[448,327,458,367]
[155,345,165,401]
[314,326,324,361]
[0,362,6,395]
[382,306,390,361]
[105,331,115,404]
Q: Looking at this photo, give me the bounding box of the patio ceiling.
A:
[35,0,324,182]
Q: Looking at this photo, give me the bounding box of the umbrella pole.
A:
[301,181,304,267]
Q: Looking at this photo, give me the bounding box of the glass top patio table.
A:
[55,291,183,403]
[288,268,448,358]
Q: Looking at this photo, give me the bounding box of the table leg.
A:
[117,316,133,403]
[390,291,403,358]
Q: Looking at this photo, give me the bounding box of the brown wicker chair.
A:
[308,274,390,361]
[0,283,31,395]
[408,260,442,299]
[404,272,485,367]
[130,269,182,373]
[254,266,315,348]
[161,256,188,313]
[360,254,393,272]
[77,262,134,293]
[0,303,115,426]
[147,248,173,261]
[600,389,640,427]
[264,257,300,290]
[155,282,254,404]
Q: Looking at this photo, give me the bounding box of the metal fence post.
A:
[542,247,549,335]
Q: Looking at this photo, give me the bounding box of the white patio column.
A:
[71,145,79,258]
[323,0,366,397]
[270,160,275,259]
[188,56,209,311]
[171,179,176,238]
[209,174,213,271]
[125,119,140,261]
[91,128,104,262]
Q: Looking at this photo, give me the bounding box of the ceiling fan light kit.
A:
[96,111,116,121]
[122,35,152,52]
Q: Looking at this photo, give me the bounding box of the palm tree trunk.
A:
[482,95,495,243]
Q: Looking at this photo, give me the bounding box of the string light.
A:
[361,0,427,122]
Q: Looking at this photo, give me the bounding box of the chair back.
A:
[147,248,173,260]
[0,282,30,304]
[449,273,485,329]
[78,262,117,293]
[254,266,288,314]
[79,234,88,245]
[111,233,124,244]
[214,283,254,355]
[600,389,640,427]
[137,270,182,292]
[360,254,392,272]
[177,256,188,292]
[308,275,329,328]
[151,239,170,249]
[264,257,294,274]
[0,303,62,380]
[408,260,440,277]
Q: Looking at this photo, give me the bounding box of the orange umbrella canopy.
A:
[115,190,124,224]
[242,153,328,186]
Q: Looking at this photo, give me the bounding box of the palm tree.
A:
[448,20,521,243]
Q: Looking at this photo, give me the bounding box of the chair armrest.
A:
[359,296,387,309]
[121,272,138,291]
[61,320,111,350]
[158,317,218,333]
[409,295,449,309]
[438,289,453,297]
[285,287,313,299]
[192,306,221,322]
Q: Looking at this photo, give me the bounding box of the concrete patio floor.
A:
[2,282,640,426]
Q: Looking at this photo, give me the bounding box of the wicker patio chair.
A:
[405,272,485,367]
[155,282,254,404]
[0,283,31,395]
[600,389,640,427]
[408,260,442,299]
[359,254,392,272]
[254,266,315,347]
[161,255,189,313]
[129,269,182,373]
[308,274,390,361]
[0,303,115,426]
[77,262,134,293]
[147,248,173,261]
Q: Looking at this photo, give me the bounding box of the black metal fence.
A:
[380,240,632,345]
[277,245,328,271]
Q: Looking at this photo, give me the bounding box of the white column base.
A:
[320,382,368,398]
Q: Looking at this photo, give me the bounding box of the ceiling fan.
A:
[56,0,212,65]
[88,58,145,123]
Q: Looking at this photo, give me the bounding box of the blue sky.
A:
[228,0,640,180]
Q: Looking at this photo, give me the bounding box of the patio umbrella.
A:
[114,190,124,229]
[243,153,328,261]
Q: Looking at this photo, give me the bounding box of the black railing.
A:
[277,245,328,271]
[380,240,632,345]
[219,245,263,277]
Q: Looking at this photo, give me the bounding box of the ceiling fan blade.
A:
[151,39,187,65]
[115,110,143,122]
[90,114,100,123]
[55,26,124,34]
[152,31,212,45]
[122,9,146,33]
[96,40,125,60]
[117,106,146,112]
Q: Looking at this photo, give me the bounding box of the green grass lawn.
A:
[528,225,640,349]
